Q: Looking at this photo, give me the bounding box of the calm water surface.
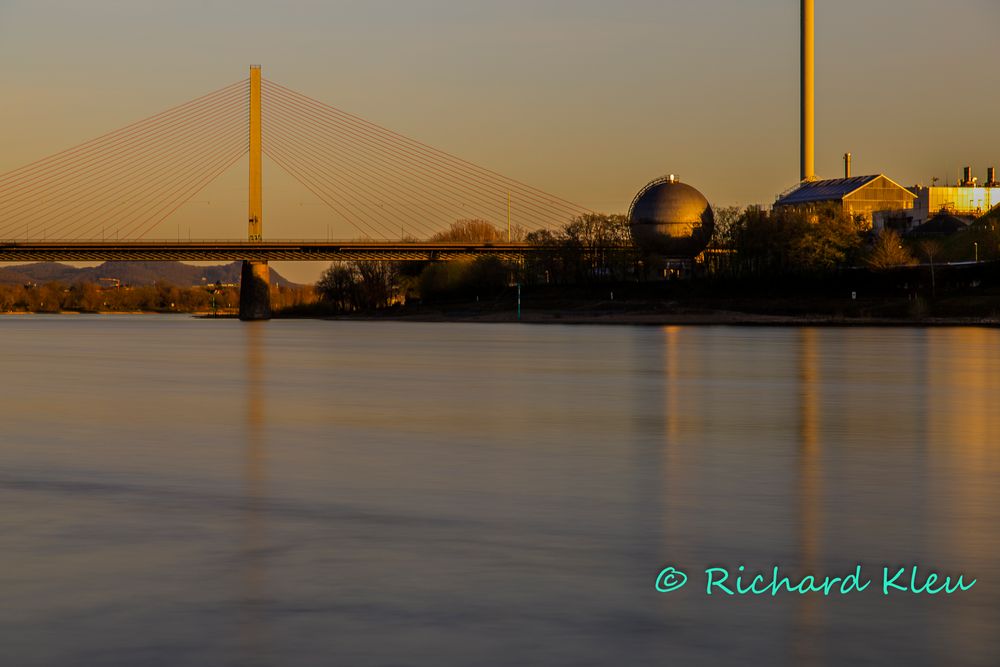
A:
[2,316,999,666]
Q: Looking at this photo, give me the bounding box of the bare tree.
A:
[865,229,917,270]
[317,261,400,311]
[430,219,524,243]
[918,239,942,297]
[317,263,360,311]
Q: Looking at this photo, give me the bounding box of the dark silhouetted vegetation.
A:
[713,204,868,277]
[316,261,401,312]
[0,281,314,314]
[309,215,640,313]
[524,213,637,284]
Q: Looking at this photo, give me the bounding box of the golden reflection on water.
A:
[6,319,1000,664]
[794,329,824,667]
[661,326,685,566]
[925,329,1000,663]
[240,323,271,665]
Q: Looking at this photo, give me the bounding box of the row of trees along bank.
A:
[0,282,314,313]
[715,203,1000,276]
[310,205,1000,314]
[312,216,643,313]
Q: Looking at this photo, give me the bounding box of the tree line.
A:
[313,216,641,312]
[10,204,990,315]
[714,203,1000,277]
[0,281,314,314]
[313,206,1000,313]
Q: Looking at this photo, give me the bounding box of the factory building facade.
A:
[774,175,916,229]
[909,168,1000,229]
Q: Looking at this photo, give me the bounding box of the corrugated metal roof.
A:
[776,175,882,205]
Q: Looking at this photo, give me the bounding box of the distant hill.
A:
[0,261,298,287]
[0,268,35,284]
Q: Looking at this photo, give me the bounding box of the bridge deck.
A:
[0,241,547,262]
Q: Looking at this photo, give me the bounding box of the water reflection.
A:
[661,326,685,566]
[2,319,1000,666]
[925,329,1000,664]
[794,329,823,667]
[239,323,271,666]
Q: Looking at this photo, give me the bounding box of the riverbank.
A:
[275,294,1000,327]
[1,310,235,316]
[303,310,1000,327]
[6,291,1000,327]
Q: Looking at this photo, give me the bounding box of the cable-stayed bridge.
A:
[0,67,593,319]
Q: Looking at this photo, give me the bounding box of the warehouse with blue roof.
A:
[774,174,917,230]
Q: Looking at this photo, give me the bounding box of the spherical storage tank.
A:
[628,175,714,257]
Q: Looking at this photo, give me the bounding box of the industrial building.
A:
[774,174,916,229]
[783,1,1000,236]
[776,167,1000,235]
[909,167,1000,229]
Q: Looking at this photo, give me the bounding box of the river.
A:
[1,316,998,666]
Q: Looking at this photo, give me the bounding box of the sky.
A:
[2,0,999,282]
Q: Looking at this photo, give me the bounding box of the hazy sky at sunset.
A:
[2,0,998,281]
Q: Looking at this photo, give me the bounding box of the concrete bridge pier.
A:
[239,260,272,321]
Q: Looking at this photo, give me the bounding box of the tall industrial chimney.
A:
[801,0,815,182]
[988,167,997,187]
[844,153,852,179]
